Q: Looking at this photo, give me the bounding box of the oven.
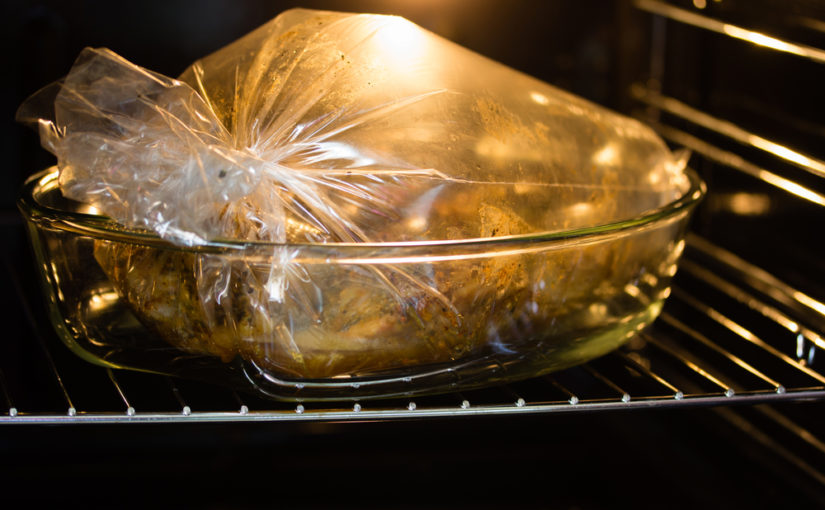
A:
[3,1,825,508]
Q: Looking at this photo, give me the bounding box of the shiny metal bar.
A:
[673,288,825,385]
[647,8,668,109]
[107,369,135,416]
[652,122,825,207]
[688,234,825,324]
[642,332,736,396]
[545,376,580,404]
[794,15,825,35]
[4,255,76,416]
[631,84,825,179]
[658,310,784,391]
[232,391,249,415]
[680,258,825,352]
[756,405,825,458]
[615,350,684,399]
[634,0,825,64]
[715,406,825,488]
[3,389,823,425]
[649,11,667,85]
[167,377,191,416]
[455,392,472,410]
[0,367,16,417]
[583,364,632,403]
[500,384,527,408]
[791,16,825,33]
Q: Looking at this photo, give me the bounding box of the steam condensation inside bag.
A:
[21,9,690,378]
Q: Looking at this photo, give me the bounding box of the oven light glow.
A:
[374,17,429,63]
[87,290,120,313]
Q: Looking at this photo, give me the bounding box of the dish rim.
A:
[19,166,705,254]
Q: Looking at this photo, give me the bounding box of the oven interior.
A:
[2,1,825,508]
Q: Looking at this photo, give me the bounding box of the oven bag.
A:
[17,9,691,385]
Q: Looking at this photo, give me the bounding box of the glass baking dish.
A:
[19,167,704,401]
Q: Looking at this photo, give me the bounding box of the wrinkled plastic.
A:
[18,9,696,395]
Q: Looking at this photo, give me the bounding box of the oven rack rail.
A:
[635,0,825,66]
[633,0,825,206]
[2,233,823,424]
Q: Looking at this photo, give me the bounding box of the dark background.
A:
[3,1,825,508]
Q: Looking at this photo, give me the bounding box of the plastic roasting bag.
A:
[18,9,692,385]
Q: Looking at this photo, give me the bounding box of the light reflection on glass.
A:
[475,136,543,161]
[567,202,593,218]
[530,91,550,106]
[87,290,120,313]
[406,215,427,231]
[624,283,642,298]
[641,272,659,287]
[592,144,619,166]
[50,262,65,302]
[723,192,772,216]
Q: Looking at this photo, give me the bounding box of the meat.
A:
[92,191,551,379]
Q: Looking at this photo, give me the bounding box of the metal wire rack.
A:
[3,2,825,423]
[1,229,823,424]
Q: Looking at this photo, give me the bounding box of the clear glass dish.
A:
[19,167,704,401]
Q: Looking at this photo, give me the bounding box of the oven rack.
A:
[1,232,823,424]
[3,0,825,426]
[632,0,825,203]
[634,0,825,66]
